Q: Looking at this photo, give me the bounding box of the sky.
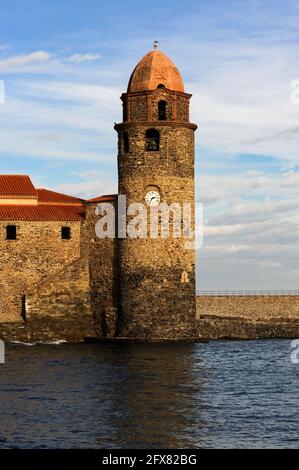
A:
[0,0,299,290]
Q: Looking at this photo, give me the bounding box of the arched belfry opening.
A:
[158,100,167,120]
[145,129,160,151]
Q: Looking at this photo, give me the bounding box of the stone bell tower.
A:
[114,44,197,340]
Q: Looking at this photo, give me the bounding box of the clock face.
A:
[145,190,160,207]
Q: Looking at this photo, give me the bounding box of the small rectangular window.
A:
[61,226,71,240]
[6,225,17,240]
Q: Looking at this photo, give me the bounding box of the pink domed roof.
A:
[128,49,184,93]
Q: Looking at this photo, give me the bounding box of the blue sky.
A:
[1,0,299,289]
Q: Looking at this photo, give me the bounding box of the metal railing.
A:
[197,290,299,297]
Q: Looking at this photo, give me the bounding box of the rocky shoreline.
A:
[197,315,299,340]
[0,316,93,344]
[1,294,299,343]
[1,316,299,344]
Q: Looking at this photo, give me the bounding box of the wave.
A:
[10,340,68,346]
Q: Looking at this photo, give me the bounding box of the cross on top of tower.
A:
[153,40,159,50]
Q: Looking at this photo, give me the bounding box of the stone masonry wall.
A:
[117,126,195,178]
[129,95,148,121]
[196,295,299,320]
[124,89,191,123]
[81,203,118,338]
[0,256,94,343]
[176,95,189,122]
[0,220,82,323]
[196,295,299,339]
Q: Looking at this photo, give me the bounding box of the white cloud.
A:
[0,80,122,162]
[21,80,121,106]
[0,51,50,72]
[200,170,299,210]
[68,53,101,63]
[198,181,299,289]
[54,170,117,199]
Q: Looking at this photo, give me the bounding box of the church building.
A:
[0,46,198,342]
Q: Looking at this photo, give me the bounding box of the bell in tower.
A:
[114,44,198,340]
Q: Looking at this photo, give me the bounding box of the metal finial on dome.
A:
[153,40,159,50]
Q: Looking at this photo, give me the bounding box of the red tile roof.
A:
[0,175,37,198]
[37,189,84,204]
[0,204,86,221]
[0,174,118,221]
[87,194,118,203]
